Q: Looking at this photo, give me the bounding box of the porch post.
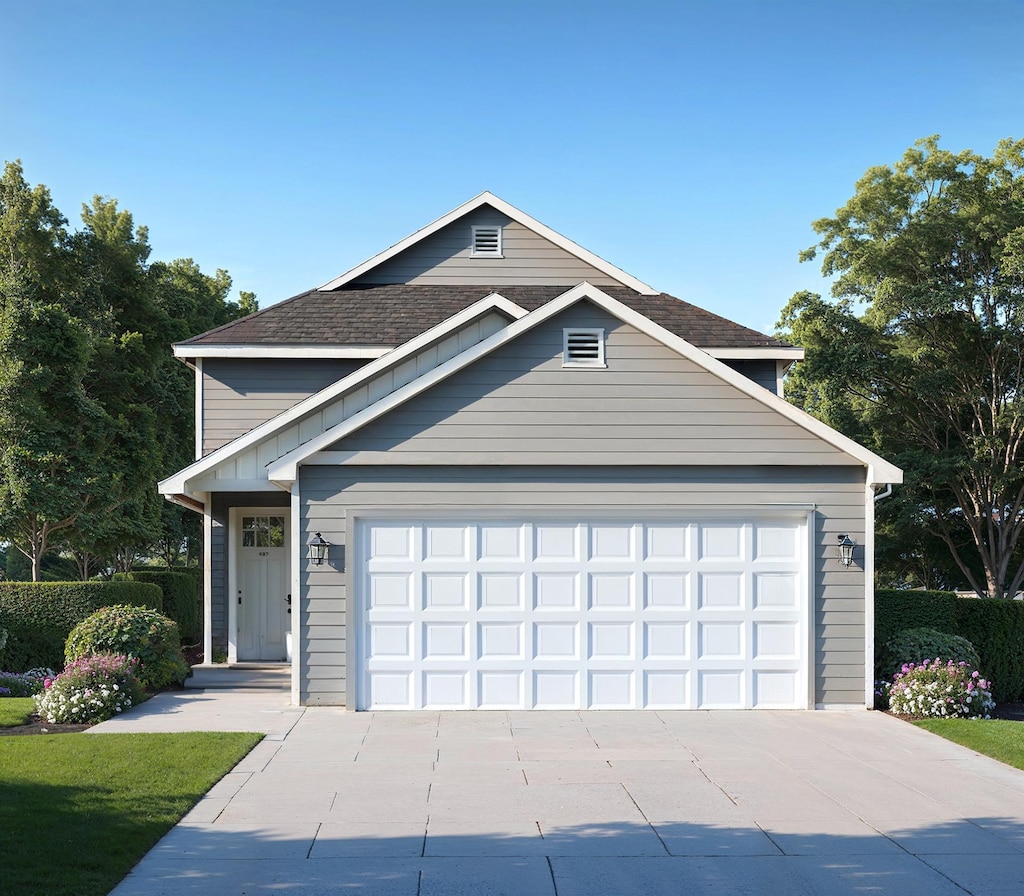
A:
[203,501,213,665]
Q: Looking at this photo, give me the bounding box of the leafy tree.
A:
[780,136,1024,598]
[0,161,257,579]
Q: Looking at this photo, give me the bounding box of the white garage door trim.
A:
[355,513,812,711]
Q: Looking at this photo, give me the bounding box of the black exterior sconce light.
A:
[307,532,330,566]
[837,534,856,567]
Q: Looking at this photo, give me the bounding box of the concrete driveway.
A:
[93,693,1024,895]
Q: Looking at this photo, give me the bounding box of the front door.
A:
[237,513,290,661]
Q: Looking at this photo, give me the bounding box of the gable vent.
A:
[563,328,606,367]
[471,225,502,257]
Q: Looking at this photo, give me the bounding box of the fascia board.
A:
[158,293,528,497]
[269,281,903,486]
[173,345,393,360]
[706,347,805,361]
[317,191,658,295]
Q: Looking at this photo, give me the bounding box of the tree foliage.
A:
[779,136,1024,598]
[0,160,256,579]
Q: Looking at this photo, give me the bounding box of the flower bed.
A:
[887,658,995,719]
[35,654,142,724]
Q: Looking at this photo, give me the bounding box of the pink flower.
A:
[44,678,52,688]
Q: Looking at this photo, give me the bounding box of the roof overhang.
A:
[318,192,659,296]
[705,346,804,361]
[173,344,393,360]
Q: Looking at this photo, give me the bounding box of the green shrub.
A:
[35,654,142,723]
[874,589,1024,703]
[877,627,981,682]
[874,590,959,649]
[65,605,189,691]
[0,581,162,670]
[955,599,1024,705]
[887,659,994,719]
[117,571,200,643]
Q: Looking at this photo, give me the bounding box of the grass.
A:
[914,718,1024,771]
[0,696,36,727]
[0,731,262,896]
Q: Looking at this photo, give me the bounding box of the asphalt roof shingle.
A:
[178,285,792,349]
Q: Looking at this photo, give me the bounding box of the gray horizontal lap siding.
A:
[329,303,852,466]
[203,358,366,453]
[722,359,779,394]
[299,465,867,708]
[353,207,625,287]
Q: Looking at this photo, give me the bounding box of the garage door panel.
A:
[535,573,578,608]
[644,670,690,709]
[478,573,523,609]
[424,573,468,608]
[360,518,808,711]
[753,573,800,608]
[370,573,413,608]
[699,670,745,707]
[479,671,522,708]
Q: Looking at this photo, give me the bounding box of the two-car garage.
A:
[356,515,811,711]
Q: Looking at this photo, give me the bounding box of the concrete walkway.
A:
[92,692,1024,895]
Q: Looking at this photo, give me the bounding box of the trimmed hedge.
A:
[875,590,1024,703]
[0,581,162,671]
[116,570,200,643]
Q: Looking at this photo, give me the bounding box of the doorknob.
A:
[238,590,242,605]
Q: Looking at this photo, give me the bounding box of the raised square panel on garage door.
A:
[700,524,744,560]
[479,523,523,560]
[590,524,633,560]
[754,523,799,560]
[645,523,689,560]
[369,524,414,560]
[535,523,578,560]
[425,524,468,560]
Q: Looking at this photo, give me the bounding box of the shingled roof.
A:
[177,284,792,350]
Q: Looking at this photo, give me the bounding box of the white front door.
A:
[236,512,290,661]
[357,516,810,710]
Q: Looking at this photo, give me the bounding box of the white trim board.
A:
[267,282,903,486]
[174,344,393,360]
[318,192,658,296]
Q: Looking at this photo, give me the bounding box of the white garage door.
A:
[357,517,809,710]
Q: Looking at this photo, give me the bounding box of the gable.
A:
[326,301,855,467]
[351,205,627,288]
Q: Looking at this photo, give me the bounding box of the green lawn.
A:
[0,696,36,727]
[914,719,1024,771]
[0,731,262,896]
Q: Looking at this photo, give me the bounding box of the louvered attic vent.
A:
[562,328,606,368]
[471,225,503,257]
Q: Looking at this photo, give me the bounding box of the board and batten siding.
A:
[203,359,367,454]
[328,303,853,467]
[352,207,626,288]
[298,465,867,708]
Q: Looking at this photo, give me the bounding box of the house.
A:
[159,192,902,711]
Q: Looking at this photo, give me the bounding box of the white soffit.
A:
[267,282,903,486]
[317,192,659,296]
[706,346,804,361]
[158,293,529,496]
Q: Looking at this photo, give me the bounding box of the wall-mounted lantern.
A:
[837,534,856,567]
[307,532,330,566]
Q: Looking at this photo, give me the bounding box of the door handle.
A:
[238,590,242,605]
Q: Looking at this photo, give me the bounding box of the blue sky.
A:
[3,1,1022,334]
